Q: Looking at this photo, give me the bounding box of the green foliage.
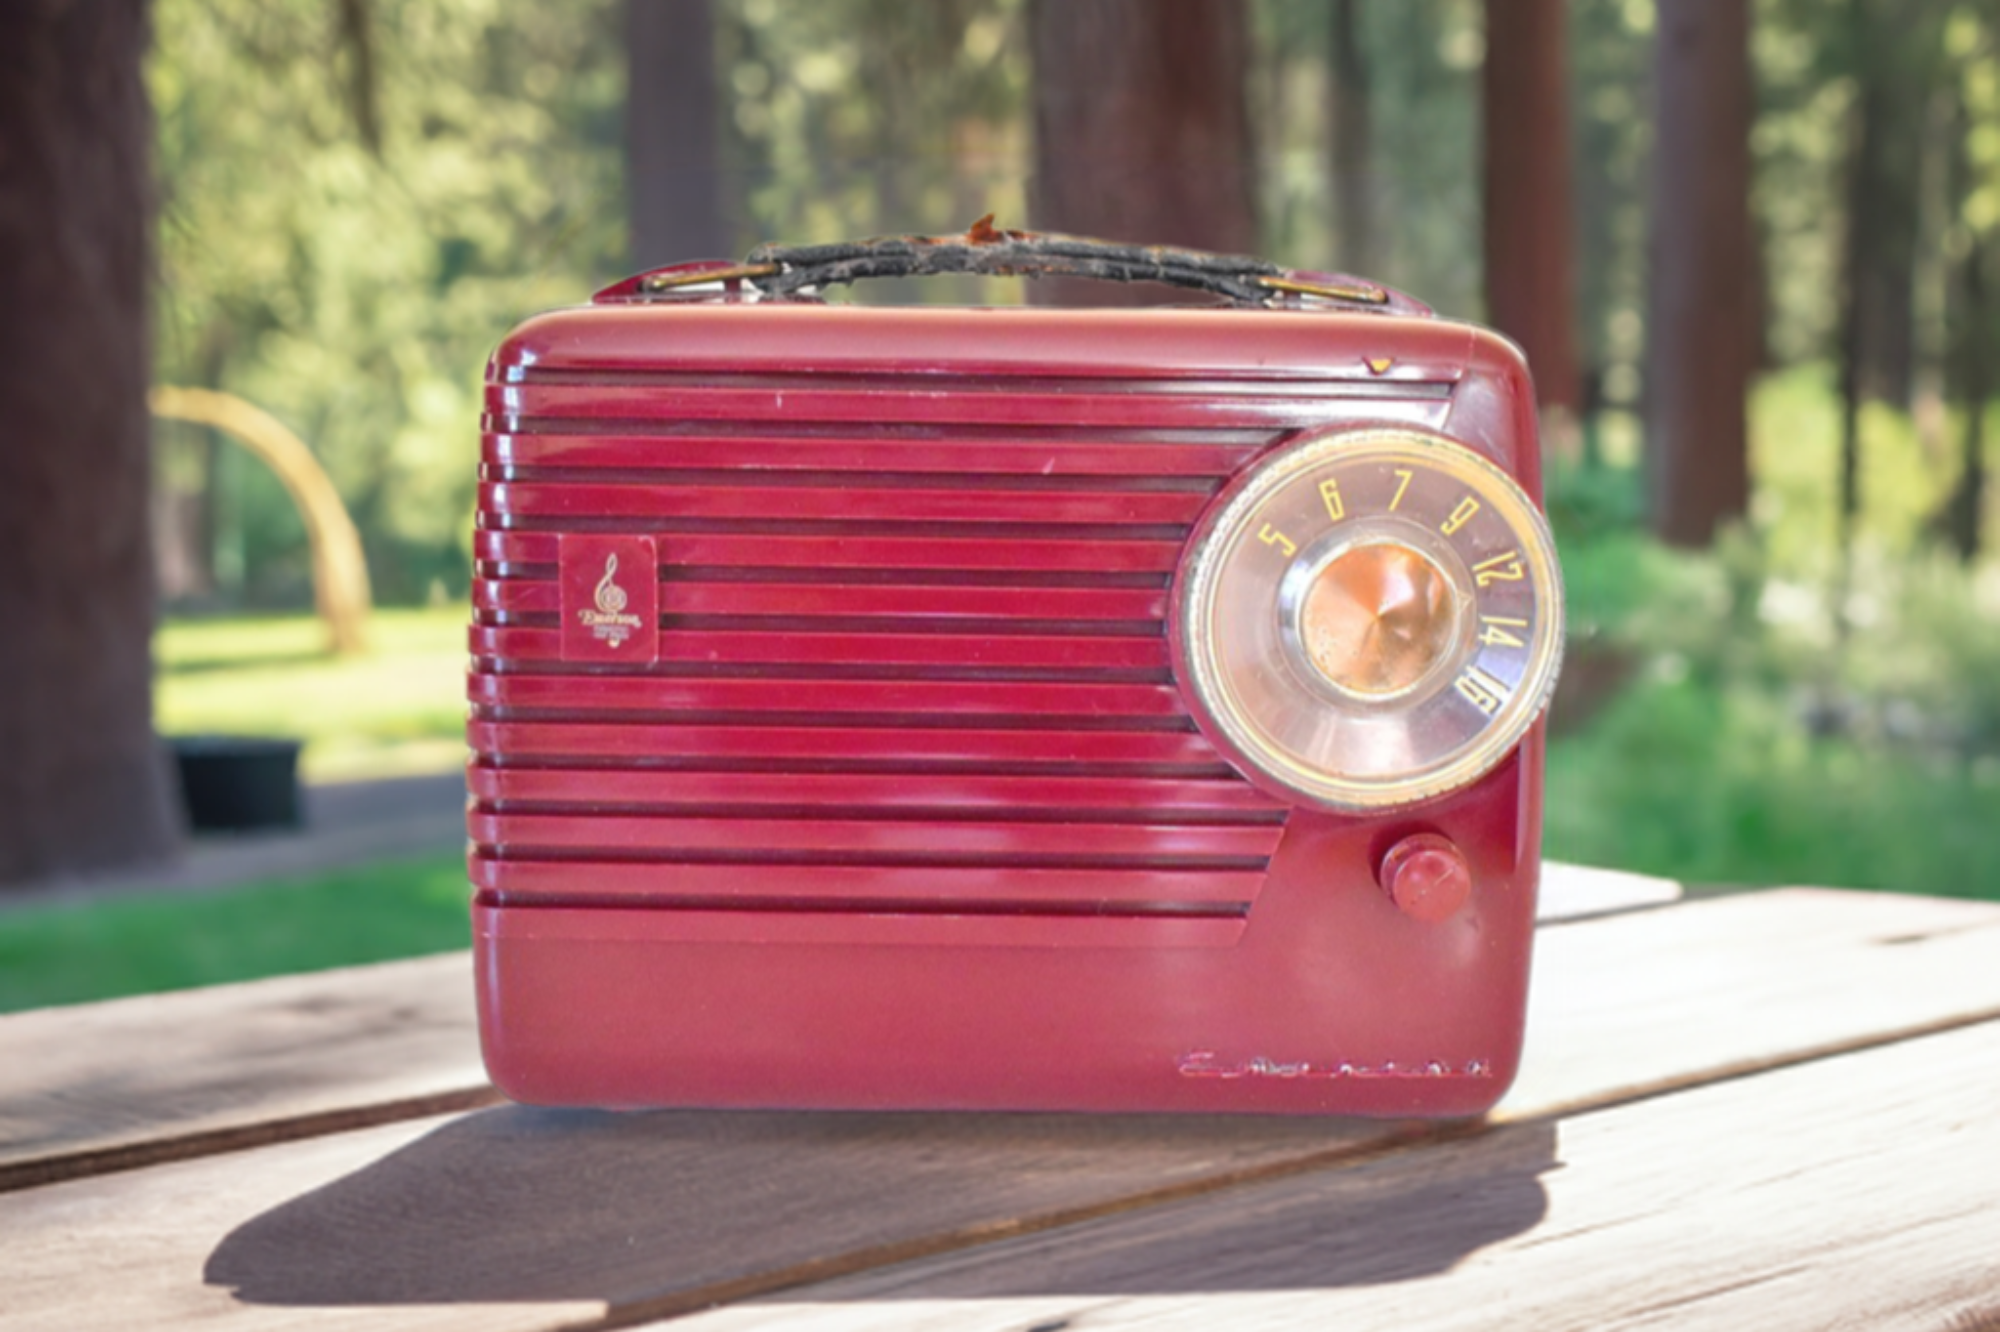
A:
[717,0,1031,306]
[1547,677,2000,900]
[1548,373,2000,899]
[1253,0,1485,313]
[151,0,627,605]
[0,853,469,1014]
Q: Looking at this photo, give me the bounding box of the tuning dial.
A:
[1176,425,1564,810]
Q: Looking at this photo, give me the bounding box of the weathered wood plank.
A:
[0,887,1993,1332]
[0,1106,1414,1332]
[1532,860,1679,921]
[0,953,492,1191]
[0,862,1675,1189]
[1513,886,2000,1116]
[675,1020,2000,1332]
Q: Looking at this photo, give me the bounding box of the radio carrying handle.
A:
[617,216,1399,310]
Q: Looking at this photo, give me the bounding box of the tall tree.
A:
[1328,0,1379,278]
[627,0,730,270]
[1028,0,1257,305]
[1943,237,1989,562]
[1942,73,1991,564]
[1482,0,1581,421]
[1646,0,1755,547]
[0,0,181,886]
[1834,0,1951,563]
[1840,3,1940,412]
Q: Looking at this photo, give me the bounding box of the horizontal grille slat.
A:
[487,430,1271,476]
[505,367,1455,397]
[487,382,1450,430]
[469,813,1283,861]
[468,766,1284,817]
[473,529,1183,572]
[474,577,1170,621]
[469,626,1169,671]
[478,480,1210,526]
[470,673,1188,719]
[470,855,1262,909]
[476,709,1191,735]
[468,720,1221,766]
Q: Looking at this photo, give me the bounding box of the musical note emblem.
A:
[577,550,644,647]
[594,553,629,616]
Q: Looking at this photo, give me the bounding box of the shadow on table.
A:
[205,1105,1555,1309]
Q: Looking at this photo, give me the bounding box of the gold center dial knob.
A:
[1176,426,1564,811]
[1298,542,1460,698]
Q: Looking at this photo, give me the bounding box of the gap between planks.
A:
[0,1086,502,1195]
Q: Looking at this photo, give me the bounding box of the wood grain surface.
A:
[0,862,1677,1190]
[0,1104,1412,1332]
[0,952,490,1190]
[1512,885,2000,1115]
[674,1020,2000,1332]
[1,885,1993,1332]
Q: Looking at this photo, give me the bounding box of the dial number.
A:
[1441,496,1481,535]
[1319,478,1346,522]
[1389,468,1415,512]
[1472,550,1525,586]
[1453,665,1511,716]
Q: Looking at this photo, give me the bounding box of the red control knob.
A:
[1377,833,1472,923]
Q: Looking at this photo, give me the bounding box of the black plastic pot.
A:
[168,735,304,832]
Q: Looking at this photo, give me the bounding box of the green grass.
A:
[1545,678,2000,901]
[0,852,470,1014]
[0,608,476,1013]
[155,606,468,780]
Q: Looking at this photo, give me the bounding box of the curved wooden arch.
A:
[150,386,372,655]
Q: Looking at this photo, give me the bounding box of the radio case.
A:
[470,234,1549,1117]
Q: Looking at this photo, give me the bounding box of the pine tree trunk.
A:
[1945,238,1988,563]
[1028,0,1258,306]
[0,0,181,886]
[626,0,730,271]
[1645,0,1754,547]
[1328,0,1378,278]
[1482,0,1581,419]
[1847,13,1929,409]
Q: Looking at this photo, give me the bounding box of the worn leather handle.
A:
[630,216,1392,309]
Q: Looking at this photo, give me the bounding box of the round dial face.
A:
[1176,426,1564,810]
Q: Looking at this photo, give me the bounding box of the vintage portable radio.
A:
[469,223,1563,1116]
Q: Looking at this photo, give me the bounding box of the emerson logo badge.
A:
[578,553,644,648]
[557,534,659,663]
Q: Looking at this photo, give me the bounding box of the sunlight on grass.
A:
[155,607,467,780]
[0,852,470,1013]
[1545,680,2000,900]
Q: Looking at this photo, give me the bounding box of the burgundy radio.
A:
[469,224,1564,1116]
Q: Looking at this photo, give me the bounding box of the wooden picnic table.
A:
[3,863,1998,1330]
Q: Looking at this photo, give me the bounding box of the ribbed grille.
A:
[469,366,1453,926]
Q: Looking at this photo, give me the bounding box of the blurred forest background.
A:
[31,0,2000,903]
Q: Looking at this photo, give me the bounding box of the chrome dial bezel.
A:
[1176,425,1564,810]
